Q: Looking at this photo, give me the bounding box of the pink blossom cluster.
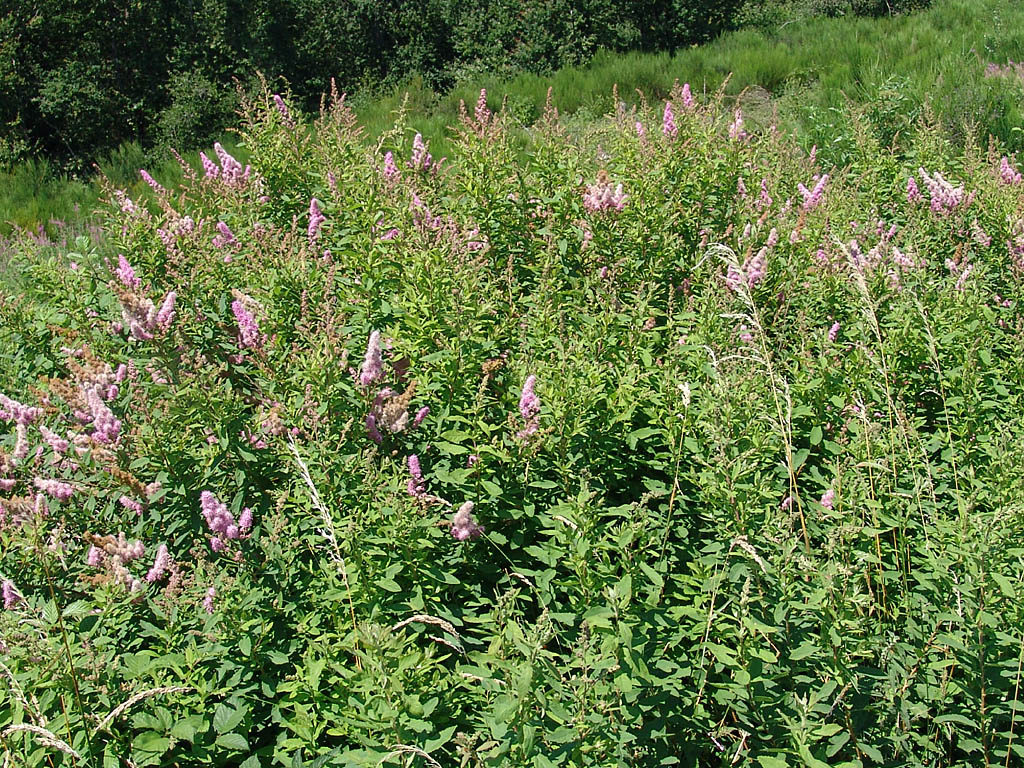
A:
[308,198,327,244]
[273,94,294,127]
[1000,156,1022,185]
[0,393,41,425]
[517,375,541,439]
[203,586,216,613]
[971,219,991,247]
[820,489,835,510]
[39,425,68,455]
[87,533,146,591]
[450,501,483,541]
[120,289,176,341]
[33,477,75,500]
[408,133,441,174]
[945,256,974,292]
[139,169,166,195]
[662,101,678,140]
[382,152,400,187]
[200,491,252,552]
[906,176,922,203]
[582,176,627,214]
[725,247,769,292]
[410,193,443,230]
[917,168,972,215]
[231,299,265,351]
[212,221,239,251]
[200,142,252,189]
[157,215,196,258]
[828,322,841,343]
[359,330,383,387]
[798,174,829,211]
[83,383,122,445]
[120,495,144,515]
[145,544,172,583]
[728,109,747,142]
[116,254,142,290]
[407,454,426,497]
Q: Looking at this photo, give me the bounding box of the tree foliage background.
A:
[0,0,929,170]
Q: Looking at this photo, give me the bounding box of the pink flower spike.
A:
[517,375,541,439]
[413,406,429,427]
[232,299,265,351]
[359,330,383,387]
[2,580,21,610]
[662,101,678,140]
[202,586,216,613]
[681,82,694,109]
[139,169,165,195]
[146,544,171,583]
[308,198,327,244]
[820,489,835,510]
[155,291,176,331]
[115,255,141,290]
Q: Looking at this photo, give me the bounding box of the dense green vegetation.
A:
[5,0,1024,236]
[3,37,1024,765]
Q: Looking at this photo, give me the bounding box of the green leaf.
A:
[435,441,468,455]
[213,703,245,734]
[133,732,170,755]
[216,733,250,751]
[790,642,820,661]
[757,757,789,768]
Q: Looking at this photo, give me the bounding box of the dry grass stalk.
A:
[95,686,192,732]
[0,724,81,760]
[288,437,361,666]
[381,744,442,768]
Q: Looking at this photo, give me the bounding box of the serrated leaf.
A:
[216,732,250,750]
[213,703,245,734]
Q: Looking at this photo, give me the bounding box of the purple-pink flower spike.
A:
[407,454,425,497]
[146,544,171,582]
[308,198,327,244]
[359,330,383,387]
[202,586,216,613]
[681,82,694,109]
[662,101,678,140]
[413,406,429,427]
[232,300,264,350]
[517,375,541,439]
[820,489,835,510]
[116,255,141,290]
[2,580,21,609]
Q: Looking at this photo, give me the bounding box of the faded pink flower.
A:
[202,586,216,613]
[2,580,21,609]
[450,501,483,541]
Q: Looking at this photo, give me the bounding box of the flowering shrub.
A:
[1,81,1023,768]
